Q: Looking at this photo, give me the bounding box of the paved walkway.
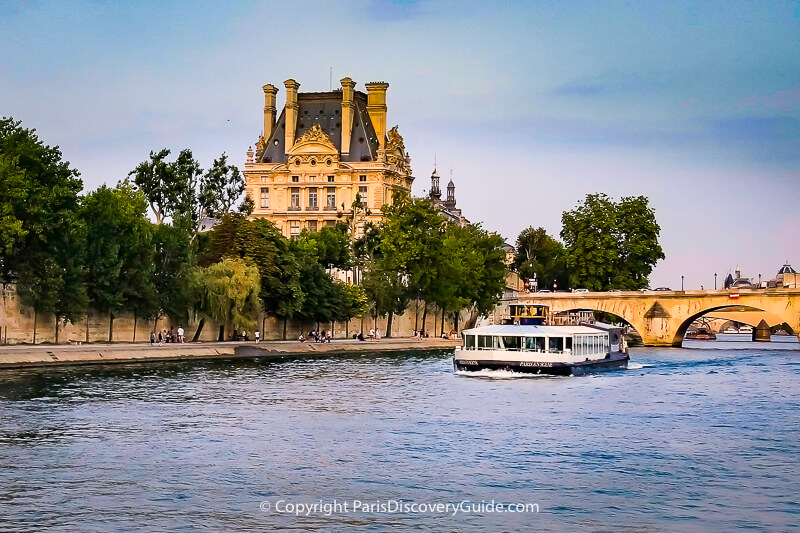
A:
[0,337,461,369]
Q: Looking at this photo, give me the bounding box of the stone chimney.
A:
[364,81,389,149]
[262,84,278,142]
[340,77,356,155]
[283,79,300,153]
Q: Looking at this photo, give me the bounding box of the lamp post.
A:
[681,275,684,291]
[714,273,717,290]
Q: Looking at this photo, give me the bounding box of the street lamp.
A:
[714,273,717,290]
[681,275,684,291]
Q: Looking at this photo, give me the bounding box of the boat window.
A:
[493,336,502,349]
[524,337,545,351]
[566,337,573,351]
[502,336,521,350]
[478,335,492,349]
[465,335,475,349]
[549,337,564,353]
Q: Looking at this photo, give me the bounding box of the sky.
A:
[2,0,799,289]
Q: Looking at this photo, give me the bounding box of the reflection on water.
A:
[0,340,798,532]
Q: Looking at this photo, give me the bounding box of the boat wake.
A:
[627,362,654,370]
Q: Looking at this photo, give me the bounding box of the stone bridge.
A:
[507,289,800,346]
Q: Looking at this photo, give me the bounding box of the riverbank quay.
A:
[0,338,461,369]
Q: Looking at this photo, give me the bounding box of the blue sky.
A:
[2,0,799,288]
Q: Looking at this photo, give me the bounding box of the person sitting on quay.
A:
[150,331,156,346]
[298,333,306,343]
[357,331,365,341]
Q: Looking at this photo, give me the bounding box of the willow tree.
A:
[192,257,260,341]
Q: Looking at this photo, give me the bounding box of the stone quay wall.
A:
[0,284,470,345]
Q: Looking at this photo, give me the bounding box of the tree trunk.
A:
[108,312,114,343]
[86,312,90,344]
[441,308,446,336]
[283,317,287,340]
[414,299,419,332]
[133,315,137,343]
[345,318,349,338]
[192,317,205,342]
[421,302,428,335]
[330,321,335,338]
[33,307,37,344]
[55,315,59,344]
[433,307,437,338]
[386,312,393,338]
[218,324,224,342]
[453,311,459,333]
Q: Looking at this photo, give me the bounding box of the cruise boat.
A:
[454,304,629,376]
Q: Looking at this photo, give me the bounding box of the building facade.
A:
[243,77,413,237]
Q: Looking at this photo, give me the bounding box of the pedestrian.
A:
[255,330,260,344]
[299,333,306,342]
[177,325,185,343]
[150,331,156,346]
[158,330,163,346]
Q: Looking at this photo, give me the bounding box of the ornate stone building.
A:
[243,77,413,237]
[427,168,468,225]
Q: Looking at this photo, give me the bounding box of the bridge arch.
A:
[672,305,769,345]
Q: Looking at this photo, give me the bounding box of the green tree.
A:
[199,152,245,220]
[612,196,665,289]
[201,214,303,338]
[191,257,261,341]
[374,192,445,332]
[360,257,410,337]
[0,117,88,343]
[512,226,569,291]
[152,221,195,326]
[295,225,352,270]
[560,193,664,291]
[331,281,368,337]
[129,148,202,227]
[436,223,507,332]
[82,182,157,341]
[0,154,28,262]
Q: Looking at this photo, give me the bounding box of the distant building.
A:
[243,77,413,238]
[776,262,798,288]
[724,265,753,289]
[552,310,595,326]
[428,168,468,226]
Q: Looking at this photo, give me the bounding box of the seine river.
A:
[1,336,798,532]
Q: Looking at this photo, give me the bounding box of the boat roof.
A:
[462,325,605,336]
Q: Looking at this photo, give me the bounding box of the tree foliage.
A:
[199,152,245,220]
[0,117,88,325]
[191,257,260,336]
[560,193,664,290]
[82,182,157,321]
[513,226,569,291]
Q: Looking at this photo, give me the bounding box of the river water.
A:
[0,336,798,532]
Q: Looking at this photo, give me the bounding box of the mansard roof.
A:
[778,263,796,275]
[259,91,380,164]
